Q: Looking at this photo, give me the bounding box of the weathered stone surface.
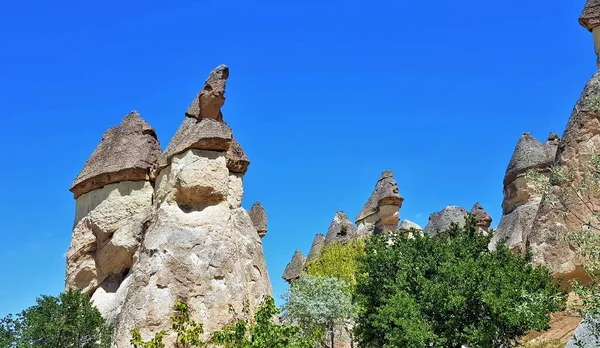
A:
[528,71,600,278]
[492,132,559,251]
[471,202,492,232]
[306,234,325,262]
[66,180,153,305]
[325,211,359,245]
[158,117,232,171]
[283,250,306,283]
[226,138,250,174]
[399,220,422,231]
[423,206,468,236]
[580,0,600,31]
[356,171,403,235]
[566,315,600,348]
[249,202,267,238]
[70,111,161,199]
[185,65,229,120]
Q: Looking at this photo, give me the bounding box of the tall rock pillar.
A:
[580,0,600,68]
[355,170,403,235]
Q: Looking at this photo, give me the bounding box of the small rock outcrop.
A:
[66,65,274,347]
[399,220,422,231]
[325,211,359,245]
[66,111,161,323]
[249,202,268,238]
[471,203,492,234]
[356,170,403,235]
[306,234,325,262]
[283,250,306,282]
[580,0,600,68]
[490,132,559,250]
[528,70,600,279]
[566,316,600,348]
[423,206,468,236]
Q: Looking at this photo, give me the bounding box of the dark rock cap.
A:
[306,234,325,262]
[580,0,600,31]
[423,206,468,236]
[249,202,267,238]
[282,250,306,282]
[226,138,250,174]
[325,211,359,245]
[186,65,229,120]
[356,170,404,223]
[70,111,161,199]
[470,202,492,228]
[503,133,556,186]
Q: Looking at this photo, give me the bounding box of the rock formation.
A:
[566,316,600,348]
[325,211,359,245]
[283,250,306,282]
[470,202,492,234]
[423,206,468,236]
[306,234,325,262]
[249,201,268,238]
[580,0,600,68]
[66,65,273,347]
[355,170,403,235]
[527,71,600,279]
[489,132,558,250]
[399,220,422,231]
[66,111,161,323]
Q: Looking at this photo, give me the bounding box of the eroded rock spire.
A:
[356,170,403,235]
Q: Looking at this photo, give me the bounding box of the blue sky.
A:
[0,0,595,316]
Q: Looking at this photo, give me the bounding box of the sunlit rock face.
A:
[580,0,600,68]
[66,65,273,347]
[423,206,468,236]
[528,71,600,279]
[489,132,558,251]
[355,170,403,236]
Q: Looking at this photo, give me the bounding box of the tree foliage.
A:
[0,289,113,348]
[282,274,356,347]
[354,215,566,348]
[305,239,365,291]
[212,297,314,348]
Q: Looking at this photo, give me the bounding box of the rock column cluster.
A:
[66,65,273,347]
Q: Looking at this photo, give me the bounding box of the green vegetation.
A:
[0,289,113,348]
[354,215,566,348]
[282,274,356,348]
[305,239,365,290]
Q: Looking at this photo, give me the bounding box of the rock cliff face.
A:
[527,71,600,279]
[490,133,559,250]
[325,211,359,245]
[355,170,403,235]
[66,65,273,346]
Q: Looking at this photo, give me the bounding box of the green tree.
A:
[0,289,113,348]
[354,215,566,348]
[211,297,314,348]
[305,239,365,291]
[281,274,356,348]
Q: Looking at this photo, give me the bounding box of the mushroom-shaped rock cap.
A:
[580,0,600,31]
[356,170,404,222]
[226,138,250,174]
[399,220,422,230]
[470,202,492,228]
[307,234,325,262]
[186,64,229,120]
[249,201,267,238]
[423,206,468,236]
[282,250,306,282]
[325,211,359,245]
[70,111,161,199]
[504,133,556,186]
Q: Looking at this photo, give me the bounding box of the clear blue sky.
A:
[0,0,595,316]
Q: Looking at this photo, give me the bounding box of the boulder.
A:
[249,201,268,238]
[325,211,359,245]
[399,220,422,231]
[306,234,325,262]
[424,206,468,236]
[528,71,600,278]
[70,111,161,199]
[283,250,306,282]
[566,315,600,348]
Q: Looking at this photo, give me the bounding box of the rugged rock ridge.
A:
[66,65,273,347]
[490,133,559,250]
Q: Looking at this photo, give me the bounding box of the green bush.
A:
[354,215,567,348]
